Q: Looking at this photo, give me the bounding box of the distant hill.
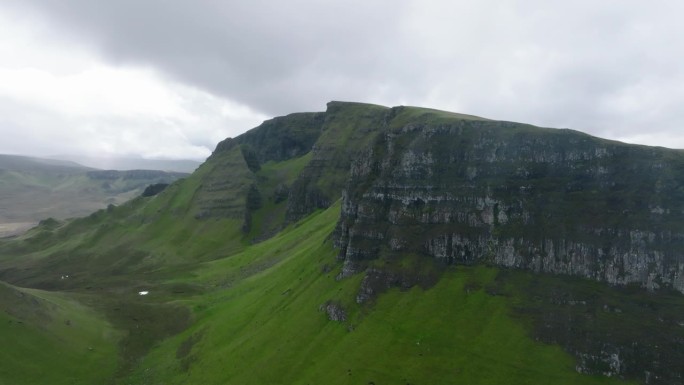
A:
[0,154,187,236]
[0,154,92,173]
[48,155,202,173]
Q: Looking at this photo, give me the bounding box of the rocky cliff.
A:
[193,139,255,219]
[209,102,392,227]
[213,101,684,294]
[320,105,684,383]
[333,107,684,294]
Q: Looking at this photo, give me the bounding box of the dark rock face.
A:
[142,183,169,197]
[354,267,439,304]
[273,183,290,203]
[195,141,255,219]
[319,301,347,322]
[502,269,684,385]
[213,136,239,154]
[234,112,326,163]
[245,185,262,211]
[240,144,261,173]
[570,340,682,384]
[284,102,390,222]
[334,119,684,294]
[242,184,263,233]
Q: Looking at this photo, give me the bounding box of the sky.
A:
[1,1,683,160]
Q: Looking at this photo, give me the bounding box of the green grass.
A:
[387,104,489,128]
[0,282,120,385]
[116,203,630,385]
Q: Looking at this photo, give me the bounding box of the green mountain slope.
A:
[119,203,630,385]
[0,102,682,384]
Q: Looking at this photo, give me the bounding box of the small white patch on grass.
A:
[138,291,149,296]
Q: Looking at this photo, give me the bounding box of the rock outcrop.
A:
[233,112,326,163]
[319,301,347,322]
[141,183,169,197]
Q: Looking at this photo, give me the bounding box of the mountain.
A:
[0,154,89,171]
[0,102,682,384]
[0,154,188,237]
[49,155,202,173]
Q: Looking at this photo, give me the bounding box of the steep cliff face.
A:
[193,139,255,220]
[334,111,684,294]
[233,111,326,164]
[212,102,684,295]
[284,102,390,221]
[209,102,390,230]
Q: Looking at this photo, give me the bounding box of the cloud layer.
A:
[2,0,684,158]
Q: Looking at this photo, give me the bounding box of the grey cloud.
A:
[0,97,85,156]
[15,1,405,116]
[0,92,254,159]
[8,0,684,148]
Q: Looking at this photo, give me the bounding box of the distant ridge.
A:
[0,154,92,172]
[0,153,188,229]
[48,155,202,173]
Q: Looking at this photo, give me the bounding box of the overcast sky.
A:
[1,1,683,160]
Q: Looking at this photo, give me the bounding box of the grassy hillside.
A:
[119,203,631,385]
[0,187,645,385]
[0,196,635,384]
[0,102,681,384]
[0,281,119,385]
